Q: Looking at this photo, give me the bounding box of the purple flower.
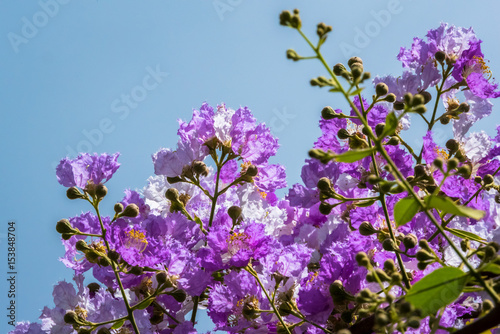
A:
[56,153,120,188]
[9,322,45,334]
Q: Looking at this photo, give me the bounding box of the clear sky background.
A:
[1,1,500,333]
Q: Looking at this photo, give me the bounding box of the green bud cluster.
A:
[279,9,301,29]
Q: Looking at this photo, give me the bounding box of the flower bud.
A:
[375,123,385,137]
[417,261,429,270]
[245,165,258,177]
[192,161,209,177]
[85,250,100,263]
[87,282,100,294]
[375,83,389,97]
[446,139,459,153]
[474,176,483,184]
[77,329,92,334]
[457,164,472,178]
[67,187,84,200]
[129,265,143,276]
[121,203,139,218]
[447,158,459,170]
[156,271,168,285]
[367,174,380,185]
[228,206,242,221]
[279,10,292,26]
[98,256,111,267]
[386,136,400,146]
[411,94,424,107]
[355,252,370,267]
[56,219,75,234]
[416,250,434,262]
[413,105,427,114]
[242,300,260,320]
[341,310,353,323]
[336,330,352,334]
[351,64,363,79]
[348,57,363,68]
[95,184,108,199]
[420,91,432,104]
[440,116,451,124]
[484,174,495,185]
[107,250,120,262]
[286,49,300,61]
[375,311,390,326]
[333,63,347,76]
[319,202,333,215]
[435,51,446,64]
[382,238,398,251]
[171,289,187,303]
[165,188,180,202]
[384,93,396,103]
[433,157,444,170]
[404,93,413,106]
[393,101,405,110]
[414,164,427,178]
[97,328,111,334]
[166,176,183,184]
[458,102,470,113]
[359,221,378,236]
[329,280,353,304]
[407,316,421,329]
[383,259,396,273]
[391,272,402,285]
[61,233,73,240]
[64,310,79,325]
[403,234,418,249]
[419,239,432,252]
[111,205,123,217]
[75,240,90,252]
[337,128,351,140]
[321,106,338,119]
[317,177,332,192]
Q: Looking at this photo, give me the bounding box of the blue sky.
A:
[1,1,500,332]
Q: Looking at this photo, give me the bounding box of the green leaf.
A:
[425,196,485,220]
[333,148,375,163]
[135,298,154,310]
[111,319,125,329]
[354,199,376,207]
[445,227,486,243]
[349,87,364,96]
[406,267,468,316]
[394,197,420,227]
[381,112,398,138]
[480,263,500,275]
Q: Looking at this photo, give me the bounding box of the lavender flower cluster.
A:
[11,12,500,334]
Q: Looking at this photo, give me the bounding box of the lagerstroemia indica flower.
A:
[56,153,120,188]
[15,20,500,334]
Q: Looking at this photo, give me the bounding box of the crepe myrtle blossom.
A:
[16,20,500,334]
[152,103,286,193]
[56,153,120,189]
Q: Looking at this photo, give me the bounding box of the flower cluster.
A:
[11,12,500,334]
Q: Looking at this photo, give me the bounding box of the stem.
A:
[289,311,333,333]
[208,156,223,229]
[152,301,180,324]
[190,296,199,324]
[93,202,140,334]
[246,266,292,334]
